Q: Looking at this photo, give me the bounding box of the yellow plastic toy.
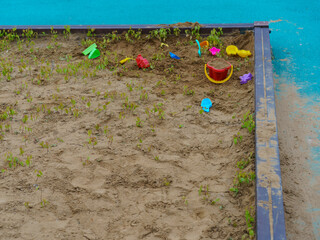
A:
[204,64,233,84]
[237,50,252,58]
[226,45,238,55]
[226,45,252,58]
[119,57,133,64]
[160,43,169,48]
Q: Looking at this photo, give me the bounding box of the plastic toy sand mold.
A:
[88,48,100,59]
[82,43,100,59]
[201,98,212,112]
[239,73,253,84]
[209,47,220,56]
[237,50,252,58]
[200,41,209,48]
[226,45,238,55]
[136,55,150,68]
[226,45,251,58]
[82,43,97,55]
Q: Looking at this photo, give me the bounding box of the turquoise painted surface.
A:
[1,0,319,238]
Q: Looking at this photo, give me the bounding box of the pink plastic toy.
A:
[136,54,150,68]
[209,47,220,56]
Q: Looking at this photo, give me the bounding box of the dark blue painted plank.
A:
[0,23,254,34]
[255,26,287,240]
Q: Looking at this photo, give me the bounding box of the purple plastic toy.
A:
[239,73,253,84]
[209,47,220,56]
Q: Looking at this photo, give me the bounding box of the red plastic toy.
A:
[136,54,150,68]
[207,59,232,81]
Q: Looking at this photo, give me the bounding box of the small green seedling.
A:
[241,110,255,133]
[211,198,220,205]
[163,178,171,186]
[233,132,243,145]
[245,209,255,239]
[182,196,188,205]
[136,117,143,127]
[40,141,49,153]
[199,185,203,196]
[229,187,239,196]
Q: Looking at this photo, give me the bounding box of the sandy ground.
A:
[275,81,320,240]
[0,30,255,239]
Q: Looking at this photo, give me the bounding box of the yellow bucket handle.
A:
[204,64,233,84]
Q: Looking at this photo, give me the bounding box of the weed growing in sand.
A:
[125,27,142,43]
[21,28,37,42]
[233,132,243,145]
[152,53,165,61]
[25,155,32,167]
[87,130,97,148]
[105,31,121,42]
[182,196,188,205]
[173,27,181,37]
[148,28,170,41]
[237,158,250,170]
[41,199,48,208]
[35,170,43,182]
[22,115,28,124]
[136,117,143,127]
[19,147,24,156]
[198,185,203,196]
[191,26,201,40]
[244,208,255,239]
[87,27,95,37]
[1,59,13,81]
[185,26,201,40]
[207,28,223,47]
[229,187,239,196]
[198,185,221,205]
[241,111,255,133]
[183,86,195,96]
[163,178,171,186]
[151,103,165,120]
[140,90,148,101]
[234,171,255,186]
[5,153,24,168]
[237,152,253,170]
[211,198,220,205]
[40,141,50,153]
[63,25,71,39]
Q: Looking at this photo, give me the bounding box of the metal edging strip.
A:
[254,26,287,240]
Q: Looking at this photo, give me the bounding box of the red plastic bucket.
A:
[207,59,232,81]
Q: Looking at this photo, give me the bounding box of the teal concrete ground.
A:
[1,0,319,238]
